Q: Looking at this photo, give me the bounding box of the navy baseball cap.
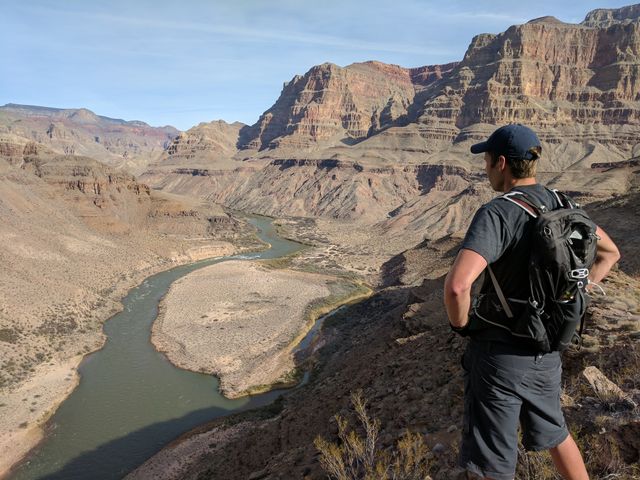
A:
[470,124,541,160]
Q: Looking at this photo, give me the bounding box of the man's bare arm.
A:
[444,249,488,328]
[588,225,620,288]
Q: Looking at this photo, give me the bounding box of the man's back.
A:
[463,184,563,300]
[461,184,564,343]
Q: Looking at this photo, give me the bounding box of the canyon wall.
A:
[142,5,640,226]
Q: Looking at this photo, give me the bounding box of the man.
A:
[444,124,620,480]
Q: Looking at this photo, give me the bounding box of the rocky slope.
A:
[0,104,179,174]
[153,120,245,170]
[143,161,473,223]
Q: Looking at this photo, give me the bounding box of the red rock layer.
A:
[416,15,640,140]
[238,61,457,150]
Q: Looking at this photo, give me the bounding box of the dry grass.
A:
[577,430,640,480]
[517,446,560,480]
[315,390,433,480]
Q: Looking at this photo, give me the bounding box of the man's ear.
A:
[497,155,507,172]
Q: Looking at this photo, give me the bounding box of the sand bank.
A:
[125,421,255,480]
[151,260,337,398]
[0,356,81,479]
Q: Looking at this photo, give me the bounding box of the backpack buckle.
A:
[570,268,589,279]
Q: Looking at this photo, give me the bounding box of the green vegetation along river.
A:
[10,216,307,480]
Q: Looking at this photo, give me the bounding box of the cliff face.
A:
[0,134,242,239]
[583,4,640,27]
[0,104,180,174]
[413,14,640,141]
[158,120,244,168]
[0,134,47,165]
[20,154,153,231]
[237,61,457,150]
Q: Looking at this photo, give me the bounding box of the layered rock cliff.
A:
[157,120,245,169]
[237,61,457,151]
[412,13,640,141]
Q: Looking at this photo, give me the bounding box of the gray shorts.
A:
[460,340,569,480]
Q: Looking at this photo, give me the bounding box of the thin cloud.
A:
[447,12,529,23]
[17,5,456,57]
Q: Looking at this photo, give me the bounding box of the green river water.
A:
[10,216,309,480]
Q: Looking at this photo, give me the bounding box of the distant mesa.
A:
[527,16,566,24]
[0,103,180,173]
[582,3,640,27]
[4,103,133,126]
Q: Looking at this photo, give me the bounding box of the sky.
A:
[0,0,634,130]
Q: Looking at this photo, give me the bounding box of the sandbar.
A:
[151,260,335,398]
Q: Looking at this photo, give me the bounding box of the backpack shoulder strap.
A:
[499,190,544,218]
[487,265,514,318]
[491,189,544,314]
[548,188,579,209]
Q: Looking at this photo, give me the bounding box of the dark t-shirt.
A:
[461,184,563,342]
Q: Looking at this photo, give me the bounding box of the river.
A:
[10,215,308,480]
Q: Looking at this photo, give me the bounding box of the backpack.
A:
[487,188,599,352]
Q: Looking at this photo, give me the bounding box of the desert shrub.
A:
[315,390,432,480]
[0,327,20,344]
[581,433,640,479]
[517,445,560,480]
